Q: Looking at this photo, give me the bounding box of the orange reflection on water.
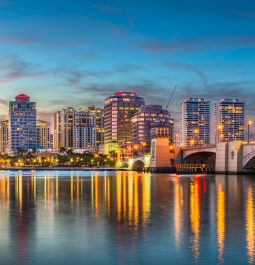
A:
[246,186,255,264]
[142,174,151,225]
[174,177,182,248]
[116,171,122,222]
[217,183,225,263]
[190,179,200,258]
[15,173,23,210]
[133,172,139,228]
[128,172,134,224]
[0,174,9,204]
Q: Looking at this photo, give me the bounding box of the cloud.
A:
[0,53,43,82]
[224,10,255,20]
[139,35,255,53]
[38,111,53,123]
[49,67,110,86]
[3,36,39,45]
[166,62,207,86]
[0,99,9,107]
[115,64,144,73]
[93,3,122,15]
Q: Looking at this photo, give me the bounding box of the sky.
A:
[0,0,255,125]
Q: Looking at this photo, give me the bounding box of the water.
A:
[0,171,254,264]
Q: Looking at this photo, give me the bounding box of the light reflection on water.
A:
[0,171,254,264]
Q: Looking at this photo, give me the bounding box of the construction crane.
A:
[166,85,177,110]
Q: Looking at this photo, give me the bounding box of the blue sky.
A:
[0,0,255,123]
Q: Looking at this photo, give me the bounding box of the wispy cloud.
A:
[139,35,255,53]
[0,53,43,82]
[93,3,122,15]
[223,10,255,20]
[166,62,207,86]
[114,64,144,73]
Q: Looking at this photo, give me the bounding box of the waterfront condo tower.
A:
[215,98,245,142]
[131,105,174,152]
[0,120,9,154]
[53,107,97,152]
[180,97,211,147]
[37,120,51,149]
[8,94,37,155]
[104,91,145,152]
[85,106,104,148]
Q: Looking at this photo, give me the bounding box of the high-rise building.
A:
[104,91,145,151]
[180,97,211,147]
[8,94,37,155]
[37,120,51,149]
[215,98,245,142]
[53,108,96,151]
[53,107,75,150]
[131,105,174,151]
[73,111,96,151]
[0,120,9,154]
[85,106,104,147]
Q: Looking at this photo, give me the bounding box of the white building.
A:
[215,98,245,143]
[180,97,211,147]
[0,120,9,154]
[53,108,96,152]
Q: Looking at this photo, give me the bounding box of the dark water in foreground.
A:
[0,171,254,264]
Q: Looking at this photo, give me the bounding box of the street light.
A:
[248,120,253,143]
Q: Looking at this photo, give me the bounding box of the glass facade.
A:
[104,91,145,149]
[53,108,96,151]
[181,98,211,147]
[37,120,51,149]
[0,120,9,154]
[8,94,37,154]
[85,106,104,148]
[215,98,245,142]
[131,105,174,151]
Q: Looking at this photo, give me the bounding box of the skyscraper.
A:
[131,105,174,151]
[53,107,75,150]
[8,94,37,155]
[73,111,96,151]
[180,97,211,147]
[0,120,9,154]
[85,106,104,148]
[104,91,145,152]
[37,120,51,149]
[53,108,96,151]
[215,98,245,142]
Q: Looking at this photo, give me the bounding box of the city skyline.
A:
[0,0,254,123]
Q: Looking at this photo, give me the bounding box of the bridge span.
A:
[176,141,255,174]
[117,141,255,174]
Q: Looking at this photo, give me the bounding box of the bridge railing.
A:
[181,144,216,150]
[176,163,215,169]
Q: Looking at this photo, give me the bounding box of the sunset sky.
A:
[0,0,255,123]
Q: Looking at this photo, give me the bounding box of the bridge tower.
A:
[150,126,171,172]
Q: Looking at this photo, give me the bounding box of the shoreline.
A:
[0,167,128,171]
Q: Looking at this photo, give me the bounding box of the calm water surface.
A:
[0,171,254,264]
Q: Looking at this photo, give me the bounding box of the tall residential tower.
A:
[104,91,145,152]
[53,108,96,152]
[131,105,174,152]
[8,94,37,155]
[180,97,211,147]
[215,98,245,142]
